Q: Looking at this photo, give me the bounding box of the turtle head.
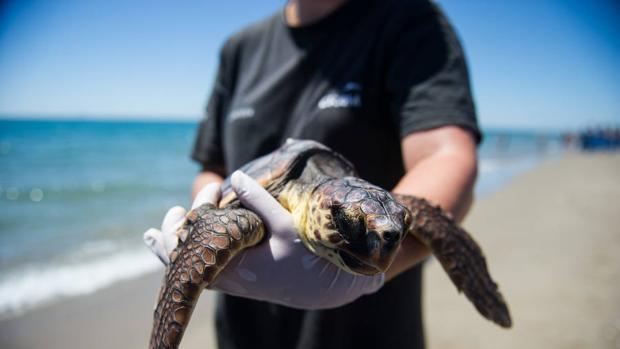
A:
[304,177,411,275]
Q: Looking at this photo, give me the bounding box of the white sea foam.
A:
[479,159,505,174]
[479,157,535,174]
[479,157,539,175]
[477,156,541,196]
[0,247,162,319]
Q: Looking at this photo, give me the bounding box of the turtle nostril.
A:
[365,230,381,251]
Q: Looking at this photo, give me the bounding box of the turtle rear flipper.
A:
[393,194,512,328]
[150,205,265,349]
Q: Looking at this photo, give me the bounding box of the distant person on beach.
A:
[578,126,620,151]
[146,0,480,348]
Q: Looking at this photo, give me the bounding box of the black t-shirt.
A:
[192,0,479,348]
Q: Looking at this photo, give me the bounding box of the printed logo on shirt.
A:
[229,107,255,121]
[317,82,362,110]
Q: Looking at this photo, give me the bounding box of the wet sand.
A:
[0,270,218,349]
[1,152,618,349]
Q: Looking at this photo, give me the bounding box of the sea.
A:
[0,119,565,318]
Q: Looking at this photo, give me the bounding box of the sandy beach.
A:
[424,152,620,349]
[1,151,618,349]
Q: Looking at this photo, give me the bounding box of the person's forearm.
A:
[386,141,478,280]
[393,150,477,221]
[192,169,225,199]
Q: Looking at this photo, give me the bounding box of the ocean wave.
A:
[0,181,185,203]
[479,156,540,174]
[0,247,162,319]
[476,156,542,197]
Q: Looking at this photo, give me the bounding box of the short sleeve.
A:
[386,4,481,143]
[191,42,236,167]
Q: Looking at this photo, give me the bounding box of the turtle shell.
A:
[219,139,357,207]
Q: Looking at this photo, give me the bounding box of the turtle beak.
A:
[365,229,402,271]
[341,228,403,274]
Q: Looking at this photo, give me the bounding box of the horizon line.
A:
[0,114,588,133]
[0,113,201,122]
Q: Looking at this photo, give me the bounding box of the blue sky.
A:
[0,0,619,130]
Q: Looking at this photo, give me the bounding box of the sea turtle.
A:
[149,139,511,349]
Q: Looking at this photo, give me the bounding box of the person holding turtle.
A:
[145,0,480,348]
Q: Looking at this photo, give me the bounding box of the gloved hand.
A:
[143,182,221,265]
[144,171,384,309]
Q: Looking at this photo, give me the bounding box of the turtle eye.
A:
[331,205,365,243]
[403,211,412,227]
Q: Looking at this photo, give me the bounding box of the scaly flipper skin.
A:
[149,203,265,349]
[393,194,512,328]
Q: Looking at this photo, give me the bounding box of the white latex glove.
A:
[143,172,384,309]
[143,182,221,265]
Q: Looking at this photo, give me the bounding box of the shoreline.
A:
[1,151,618,348]
[0,152,550,319]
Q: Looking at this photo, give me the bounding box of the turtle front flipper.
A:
[149,204,265,349]
[393,194,512,328]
